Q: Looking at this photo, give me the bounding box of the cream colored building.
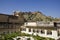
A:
[21,22,60,40]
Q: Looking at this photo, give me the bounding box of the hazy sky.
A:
[0,0,60,18]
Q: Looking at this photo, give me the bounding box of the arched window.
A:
[29,28,31,32]
[27,38,30,40]
[41,29,45,34]
[47,30,52,35]
[17,38,21,40]
[33,29,35,33]
[37,29,39,33]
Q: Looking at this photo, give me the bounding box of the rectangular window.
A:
[21,28,26,31]
[33,29,39,33]
[47,30,52,35]
[7,31,9,33]
[58,30,60,36]
[3,32,5,34]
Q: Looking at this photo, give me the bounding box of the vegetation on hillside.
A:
[0,32,55,40]
[14,11,60,22]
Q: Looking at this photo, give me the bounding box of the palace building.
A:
[0,12,24,34]
[0,12,60,40]
[21,22,60,40]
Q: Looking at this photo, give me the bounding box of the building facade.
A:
[0,13,24,34]
[21,22,60,40]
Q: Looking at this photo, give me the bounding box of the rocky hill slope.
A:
[13,11,60,22]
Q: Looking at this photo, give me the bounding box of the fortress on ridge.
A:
[0,11,60,40]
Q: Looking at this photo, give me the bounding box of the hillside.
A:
[13,11,60,22]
